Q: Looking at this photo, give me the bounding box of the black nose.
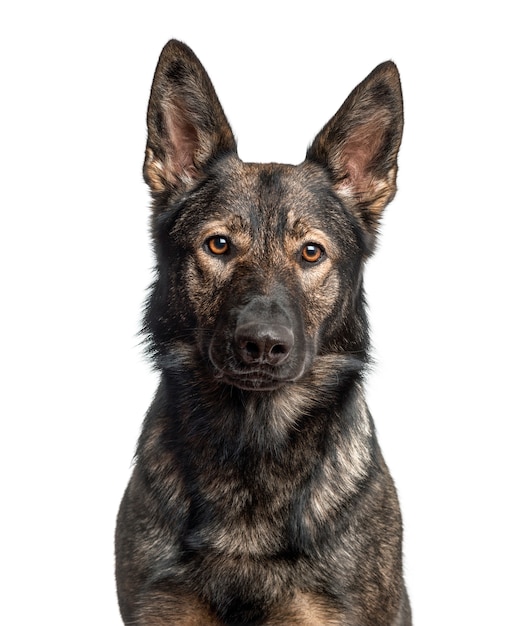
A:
[235,322,294,366]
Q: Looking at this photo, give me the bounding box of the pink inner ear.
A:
[164,102,200,183]
[335,111,390,197]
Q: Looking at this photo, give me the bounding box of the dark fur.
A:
[116,40,410,625]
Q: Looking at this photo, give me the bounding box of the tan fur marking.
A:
[137,591,221,626]
[144,148,167,193]
[268,591,345,625]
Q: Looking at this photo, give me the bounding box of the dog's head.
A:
[143,40,403,392]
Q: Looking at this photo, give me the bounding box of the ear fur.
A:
[306,62,403,240]
[143,40,237,197]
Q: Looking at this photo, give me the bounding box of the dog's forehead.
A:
[176,156,360,258]
[209,158,338,230]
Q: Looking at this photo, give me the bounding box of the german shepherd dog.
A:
[115,40,410,625]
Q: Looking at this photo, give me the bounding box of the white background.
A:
[1,2,511,624]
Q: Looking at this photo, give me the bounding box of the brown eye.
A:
[206,235,230,256]
[301,243,324,263]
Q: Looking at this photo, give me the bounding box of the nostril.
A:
[267,340,292,365]
[238,338,265,363]
[244,341,260,358]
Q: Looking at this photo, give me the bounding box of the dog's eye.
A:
[206,235,230,256]
[301,243,324,264]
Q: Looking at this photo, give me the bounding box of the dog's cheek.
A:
[182,258,230,328]
[299,267,340,336]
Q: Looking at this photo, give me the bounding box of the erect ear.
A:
[143,40,237,197]
[306,61,403,242]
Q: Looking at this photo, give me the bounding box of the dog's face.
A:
[144,41,403,391]
[155,157,365,390]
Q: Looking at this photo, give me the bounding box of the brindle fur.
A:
[115,40,410,625]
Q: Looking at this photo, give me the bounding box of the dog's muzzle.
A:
[208,295,308,391]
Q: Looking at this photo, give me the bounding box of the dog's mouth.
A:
[213,367,292,391]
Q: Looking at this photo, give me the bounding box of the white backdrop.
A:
[1,2,511,624]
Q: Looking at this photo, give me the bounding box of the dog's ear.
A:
[307,62,403,241]
[143,40,237,196]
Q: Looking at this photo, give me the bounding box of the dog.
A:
[115,39,410,626]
